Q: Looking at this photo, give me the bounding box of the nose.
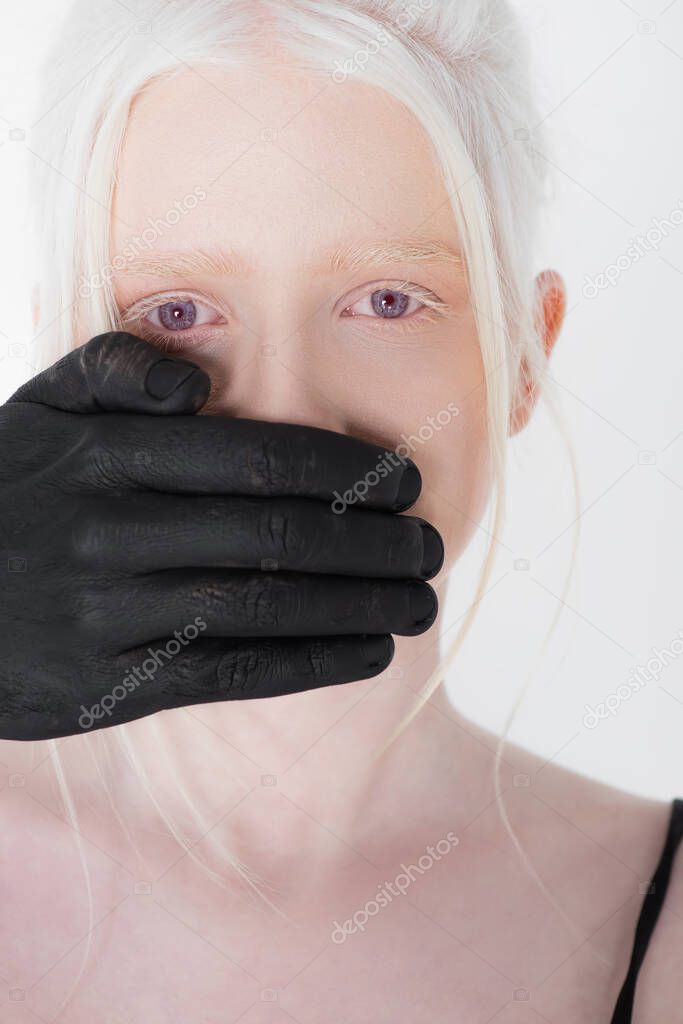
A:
[211,331,346,435]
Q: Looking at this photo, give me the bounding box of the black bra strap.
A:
[610,798,683,1022]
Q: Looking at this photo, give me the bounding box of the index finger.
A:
[80,414,423,511]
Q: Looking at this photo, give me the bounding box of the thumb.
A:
[7,331,211,414]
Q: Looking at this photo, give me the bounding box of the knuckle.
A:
[242,575,294,630]
[82,419,125,486]
[248,438,289,491]
[304,640,332,680]
[217,644,271,696]
[257,506,300,563]
[67,504,111,566]
[356,581,384,620]
[83,415,108,453]
[386,521,421,573]
[67,583,112,640]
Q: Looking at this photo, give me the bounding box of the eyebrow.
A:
[115,238,464,279]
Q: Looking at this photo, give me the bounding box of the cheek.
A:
[334,323,492,575]
[395,330,492,577]
[410,397,492,579]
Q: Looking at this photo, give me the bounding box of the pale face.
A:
[108,64,493,578]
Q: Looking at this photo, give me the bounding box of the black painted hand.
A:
[0,332,443,740]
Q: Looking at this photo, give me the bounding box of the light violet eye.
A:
[138,296,225,333]
[342,287,423,320]
[371,289,411,318]
[154,299,198,331]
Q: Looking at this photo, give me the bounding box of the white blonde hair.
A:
[27,0,580,1008]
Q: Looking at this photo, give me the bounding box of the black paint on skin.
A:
[0,331,443,741]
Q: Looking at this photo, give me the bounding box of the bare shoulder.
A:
[446,718,673,878]
[432,718,677,1020]
[624,797,683,1021]
[512,738,672,874]
[495,732,679,1019]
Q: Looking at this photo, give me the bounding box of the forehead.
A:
[111,65,457,257]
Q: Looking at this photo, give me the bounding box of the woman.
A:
[1,0,679,1020]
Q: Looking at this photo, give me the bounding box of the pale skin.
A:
[6,62,681,1022]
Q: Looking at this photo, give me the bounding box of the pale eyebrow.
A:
[115,238,464,279]
[325,238,464,274]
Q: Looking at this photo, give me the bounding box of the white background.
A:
[0,1,681,797]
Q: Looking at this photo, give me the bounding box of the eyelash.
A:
[118,282,451,350]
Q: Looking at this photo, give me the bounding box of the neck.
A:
[57,590,501,891]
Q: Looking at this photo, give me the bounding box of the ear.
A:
[508,269,566,437]
[31,284,40,331]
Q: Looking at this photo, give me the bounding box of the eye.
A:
[119,291,227,345]
[340,282,448,325]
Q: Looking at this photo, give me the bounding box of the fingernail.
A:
[393,463,422,511]
[410,583,438,628]
[420,523,444,579]
[360,634,394,669]
[145,358,200,399]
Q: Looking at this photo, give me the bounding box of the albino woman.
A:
[3,1,680,1021]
